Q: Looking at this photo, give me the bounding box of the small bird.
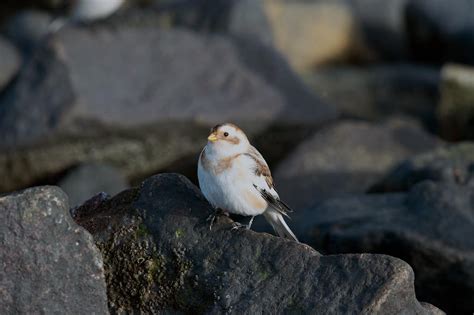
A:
[198,123,298,242]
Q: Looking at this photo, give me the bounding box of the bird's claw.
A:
[207,213,218,231]
[231,222,245,231]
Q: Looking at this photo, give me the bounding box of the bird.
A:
[197,123,298,242]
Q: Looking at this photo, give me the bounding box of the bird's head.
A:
[206,123,250,156]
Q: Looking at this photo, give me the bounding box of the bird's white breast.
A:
[198,152,268,216]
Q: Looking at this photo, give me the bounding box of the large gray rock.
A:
[304,64,440,129]
[58,162,129,207]
[274,118,442,210]
[0,36,20,90]
[372,143,474,192]
[0,186,108,314]
[74,173,442,314]
[0,26,335,149]
[406,0,474,64]
[302,180,474,315]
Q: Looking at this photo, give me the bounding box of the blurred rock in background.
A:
[438,64,474,141]
[58,162,129,207]
[274,118,442,210]
[0,36,19,89]
[1,0,474,313]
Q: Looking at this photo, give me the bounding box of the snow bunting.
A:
[198,123,298,242]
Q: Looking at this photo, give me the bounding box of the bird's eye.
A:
[224,132,229,137]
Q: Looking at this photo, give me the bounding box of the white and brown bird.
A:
[197,123,298,242]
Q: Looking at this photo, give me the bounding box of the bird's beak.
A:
[208,133,218,142]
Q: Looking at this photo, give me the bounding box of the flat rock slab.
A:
[0,186,108,314]
[0,26,336,149]
[274,119,442,210]
[75,173,441,314]
[302,180,474,314]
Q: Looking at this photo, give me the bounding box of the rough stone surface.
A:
[74,173,441,314]
[58,162,129,207]
[0,186,108,314]
[304,64,440,129]
[406,0,474,65]
[274,119,442,210]
[437,64,474,141]
[372,143,474,193]
[0,36,20,90]
[302,180,474,315]
[0,26,335,150]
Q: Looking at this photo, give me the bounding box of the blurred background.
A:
[0,0,473,314]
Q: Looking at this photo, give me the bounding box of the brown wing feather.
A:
[244,147,274,189]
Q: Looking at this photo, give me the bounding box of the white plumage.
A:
[197,123,298,242]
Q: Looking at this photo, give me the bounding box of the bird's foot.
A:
[231,222,246,231]
[207,209,228,231]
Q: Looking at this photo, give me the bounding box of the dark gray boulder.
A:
[274,118,442,210]
[58,162,129,207]
[372,143,474,192]
[74,173,442,314]
[0,186,108,314]
[302,180,473,315]
[406,0,474,64]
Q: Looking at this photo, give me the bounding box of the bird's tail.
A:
[263,208,298,242]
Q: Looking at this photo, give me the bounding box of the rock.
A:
[371,143,474,192]
[58,162,129,207]
[0,122,208,194]
[349,0,409,59]
[227,0,273,45]
[262,0,368,72]
[0,26,335,150]
[230,36,336,125]
[274,119,442,210]
[406,0,474,65]
[0,37,20,90]
[303,64,440,129]
[4,10,53,53]
[437,64,474,141]
[74,173,441,314]
[302,180,474,315]
[0,186,108,314]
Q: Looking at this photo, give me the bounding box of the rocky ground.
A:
[1,0,473,314]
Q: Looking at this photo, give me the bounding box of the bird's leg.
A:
[207,208,228,231]
[246,216,255,230]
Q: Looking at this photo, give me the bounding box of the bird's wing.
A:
[244,146,293,216]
